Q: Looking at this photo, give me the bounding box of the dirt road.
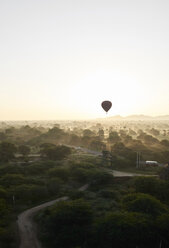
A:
[106,169,157,177]
[17,184,88,248]
[110,169,147,177]
[17,196,69,248]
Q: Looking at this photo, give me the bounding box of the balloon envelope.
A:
[101,101,112,112]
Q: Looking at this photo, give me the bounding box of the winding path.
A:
[17,169,152,248]
[17,184,88,248]
[17,147,157,248]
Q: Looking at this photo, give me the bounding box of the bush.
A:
[97,189,120,200]
[123,193,169,217]
[47,177,64,195]
[133,176,169,203]
[70,168,88,183]
[93,211,159,248]
[48,168,70,181]
[89,171,114,190]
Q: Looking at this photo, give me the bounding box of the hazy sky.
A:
[1,0,169,120]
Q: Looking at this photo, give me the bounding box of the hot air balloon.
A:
[101,101,112,113]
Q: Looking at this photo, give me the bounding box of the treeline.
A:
[1,124,169,166]
[0,141,72,163]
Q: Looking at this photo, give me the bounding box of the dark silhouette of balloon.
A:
[101,101,112,113]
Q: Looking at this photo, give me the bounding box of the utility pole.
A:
[136,152,138,168]
[12,195,15,208]
[136,152,141,169]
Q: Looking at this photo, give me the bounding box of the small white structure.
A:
[145,161,158,166]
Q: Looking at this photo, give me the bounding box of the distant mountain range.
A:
[99,115,169,121]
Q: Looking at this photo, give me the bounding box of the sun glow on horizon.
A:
[67,70,148,118]
[1,0,169,120]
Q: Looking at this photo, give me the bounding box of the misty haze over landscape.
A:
[0,116,169,247]
[1,0,169,247]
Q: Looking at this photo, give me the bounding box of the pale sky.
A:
[1,0,169,120]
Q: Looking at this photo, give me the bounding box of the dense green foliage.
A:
[36,168,169,248]
[40,144,72,160]
[0,142,17,162]
[0,121,169,247]
[36,199,93,248]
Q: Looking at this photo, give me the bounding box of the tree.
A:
[41,145,71,160]
[0,142,17,162]
[159,165,169,181]
[81,135,92,147]
[143,134,159,144]
[68,134,81,146]
[156,214,169,245]
[128,129,136,136]
[123,193,169,217]
[37,199,93,248]
[70,167,88,183]
[128,139,146,151]
[0,174,25,187]
[83,129,95,137]
[123,135,133,143]
[0,198,12,247]
[0,199,10,220]
[108,131,121,143]
[98,129,104,140]
[111,142,135,162]
[90,139,105,151]
[48,168,69,181]
[0,133,6,141]
[46,177,63,195]
[161,139,169,147]
[137,133,159,144]
[149,128,160,136]
[93,212,159,248]
[90,170,114,189]
[45,127,66,143]
[133,176,169,202]
[40,143,56,150]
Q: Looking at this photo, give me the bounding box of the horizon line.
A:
[1,114,169,122]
